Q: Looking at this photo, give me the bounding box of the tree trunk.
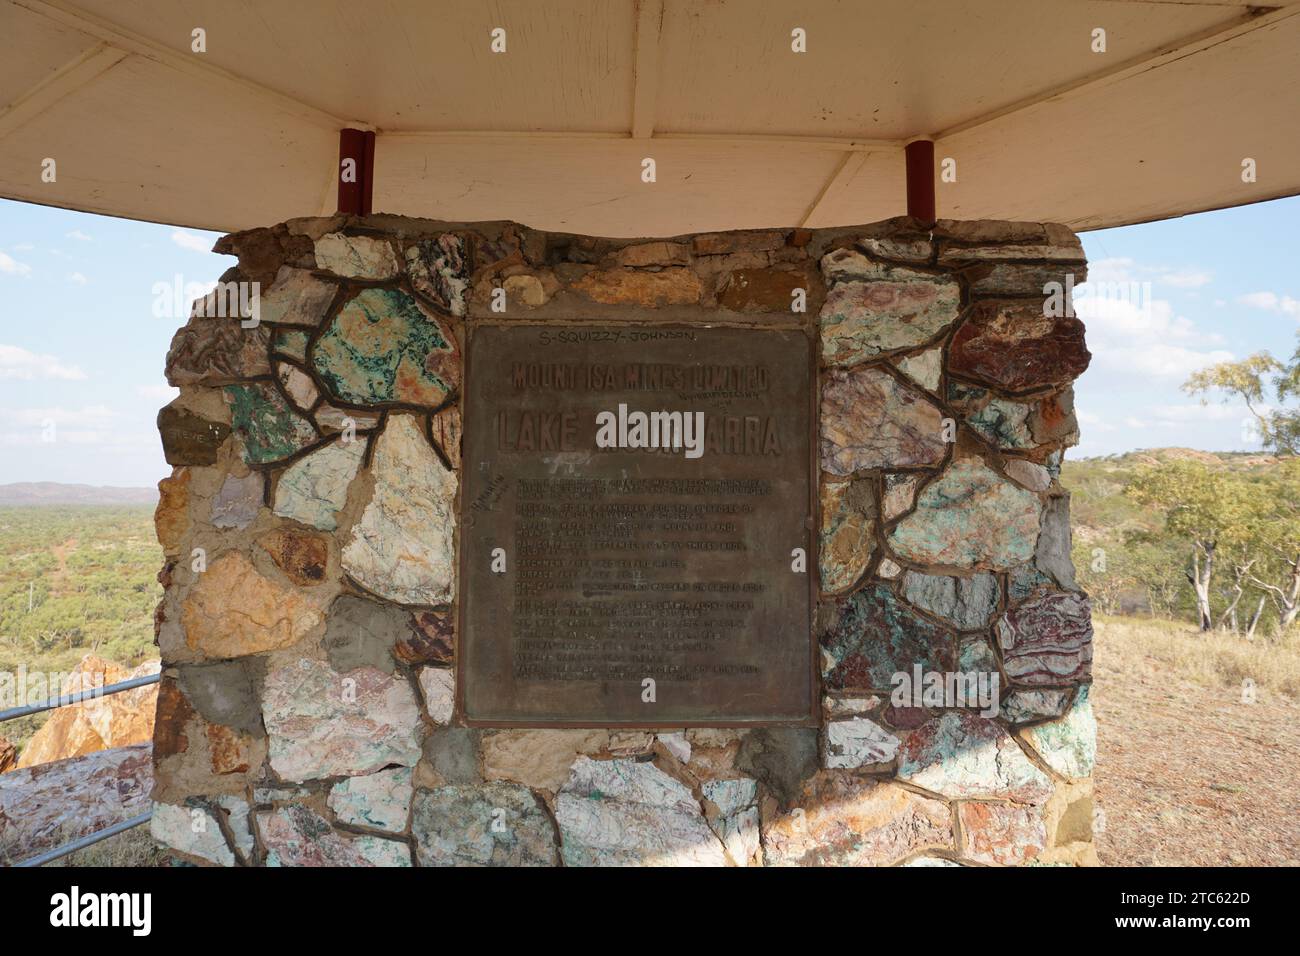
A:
[1218,559,1256,632]
[1247,596,1266,639]
[1218,584,1243,631]
[1189,544,1214,631]
[1281,558,1300,632]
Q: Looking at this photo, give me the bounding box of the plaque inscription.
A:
[459,325,815,725]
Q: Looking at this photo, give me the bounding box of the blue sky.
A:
[1071,196,1299,458]
[1,195,1297,487]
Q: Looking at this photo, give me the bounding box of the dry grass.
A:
[40,823,169,868]
[1094,614,1300,701]
[1092,615,1300,866]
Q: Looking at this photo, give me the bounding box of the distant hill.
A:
[1071,447,1283,470]
[0,482,157,506]
[1062,448,1285,540]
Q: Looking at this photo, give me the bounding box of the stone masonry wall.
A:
[151,213,1097,866]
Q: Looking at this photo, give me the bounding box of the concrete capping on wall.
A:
[151,213,1097,867]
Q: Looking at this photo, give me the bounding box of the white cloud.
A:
[1075,294,1212,341]
[1146,402,1249,425]
[136,384,179,401]
[1077,410,1116,433]
[6,405,118,427]
[1122,416,1147,429]
[0,427,155,448]
[0,405,146,447]
[1238,291,1300,317]
[1082,257,1136,285]
[1074,288,1231,379]
[0,251,32,276]
[0,344,87,380]
[1158,269,1212,289]
[1084,257,1211,289]
[67,271,88,285]
[171,230,212,253]
[1095,343,1234,379]
[66,229,92,242]
[12,242,35,252]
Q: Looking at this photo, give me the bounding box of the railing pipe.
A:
[14,812,153,868]
[0,672,160,723]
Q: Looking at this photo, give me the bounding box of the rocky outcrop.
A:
[17,655,159,769]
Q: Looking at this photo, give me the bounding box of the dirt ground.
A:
[1092,619,1300,866]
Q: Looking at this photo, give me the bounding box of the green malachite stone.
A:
[225,382,317,464]
[312,288,457,407]
[966,398,1035,450]
[272,328,310,362]
[889,457,1041,569]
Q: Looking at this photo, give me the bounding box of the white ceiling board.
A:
[0,53,337,233]
[654,0,1240,139]
[936,10,1300,228]
[60,0,638,133]
[375,135,848,236]
[0,0,99,106]
[801,150,907,227]
[2,0,1298,236]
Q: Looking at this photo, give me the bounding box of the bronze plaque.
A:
[459,324,815,725]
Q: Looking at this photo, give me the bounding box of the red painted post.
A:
[904,139,936,226]
[360,130,376,216]
[337,128,376,215]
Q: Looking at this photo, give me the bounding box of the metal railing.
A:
[2,672,160,867]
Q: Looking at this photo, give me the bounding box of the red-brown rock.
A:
[258,527,329,586]
[613,241,690,267]
[949,300,1090,392]
[153,676,193,759]
[999,591,1094,686]
[396,610,455,666]
[692,230,786,256]
[717,267,820,314]
[570,267,702,306]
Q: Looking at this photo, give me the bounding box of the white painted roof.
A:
[2,0,1298,236]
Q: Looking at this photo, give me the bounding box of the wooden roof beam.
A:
[0,41,126,141]
[631,0,663,139]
